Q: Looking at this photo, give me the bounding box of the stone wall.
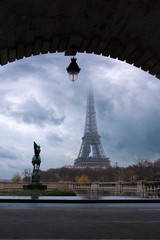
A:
[1,181,160,196]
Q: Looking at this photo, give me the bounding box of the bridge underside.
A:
[0,0,160,78]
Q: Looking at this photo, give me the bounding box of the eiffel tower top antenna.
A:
[84,90,98,136]
[74,89,111,168]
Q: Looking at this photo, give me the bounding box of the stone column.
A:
[137,181,145,197]
[116,182,122,195]
[91,182,99,194]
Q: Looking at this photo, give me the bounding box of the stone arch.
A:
[0,0,160,78]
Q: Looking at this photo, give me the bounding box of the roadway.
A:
[0,202,160,239]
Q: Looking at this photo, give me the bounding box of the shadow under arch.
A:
[0,1,160,79]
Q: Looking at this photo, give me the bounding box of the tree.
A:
[153,158,160,180]
[117,157,155,182]
[12,173,21,182]
[118,166,137,182]
[22,168,32,182]
[40,168,60,182]
[154,158,160,168]
[133,157,154,180]
[75,174,90,182]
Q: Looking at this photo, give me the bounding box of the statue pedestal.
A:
[23,183,47,190]
[24,142,46,190]
[23,170,47,189]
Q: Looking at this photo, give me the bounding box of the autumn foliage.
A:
[21,157,160,182]
[75,174,90,182]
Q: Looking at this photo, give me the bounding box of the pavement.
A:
[0,201,160,239]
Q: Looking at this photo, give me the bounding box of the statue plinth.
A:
[23,183,47,190]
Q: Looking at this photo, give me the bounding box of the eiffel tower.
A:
[74,90,111,168]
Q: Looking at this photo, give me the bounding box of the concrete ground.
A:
[0,203,160,239]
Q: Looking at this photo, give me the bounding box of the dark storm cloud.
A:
[94,74,160,163]
[0,146,17,160]
[0,96,12,114]
[1,97,65,127]
[0,60,37,83]
[46,133,63,145]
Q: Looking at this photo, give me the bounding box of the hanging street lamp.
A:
[66,56,81,82]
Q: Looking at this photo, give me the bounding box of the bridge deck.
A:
[1,201,160,239]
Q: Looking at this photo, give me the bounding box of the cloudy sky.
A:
[0,52,160,179]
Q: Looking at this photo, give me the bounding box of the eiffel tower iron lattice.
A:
[74,90,111,168]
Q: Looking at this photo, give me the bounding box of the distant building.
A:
[74,90,111,168]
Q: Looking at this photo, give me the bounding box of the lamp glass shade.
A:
[69,70,79,81]
[66,57,80,81]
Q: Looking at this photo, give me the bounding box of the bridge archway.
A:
[0,1,160,78]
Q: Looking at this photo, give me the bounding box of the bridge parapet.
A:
[142,181,160,197]
[0,181,160,197]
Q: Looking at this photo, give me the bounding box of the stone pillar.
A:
[137,181,145,197]
[0,182,5,191]
[91,182,99,194]
[67,182,74,191]
[116,182,122,195]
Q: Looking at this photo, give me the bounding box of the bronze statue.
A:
[23,141,47,189]
[31,142,41,184]
[32,142,41,171]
